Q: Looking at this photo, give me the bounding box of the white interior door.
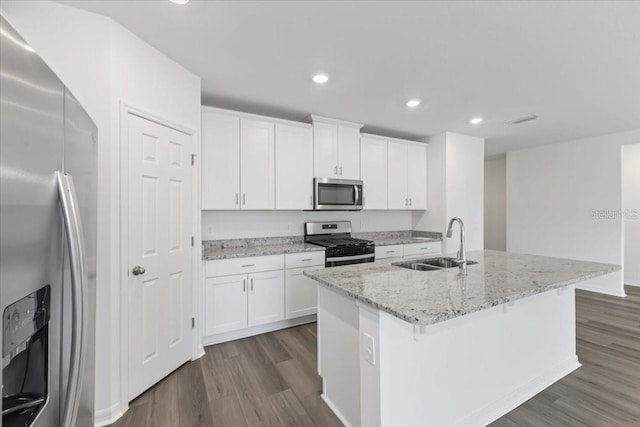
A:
[127,113,193,401]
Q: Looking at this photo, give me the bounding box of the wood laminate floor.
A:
[111,285,640,427]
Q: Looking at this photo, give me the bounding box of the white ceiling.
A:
[60,0,640,158]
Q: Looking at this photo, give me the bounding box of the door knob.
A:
[132,266,146,276]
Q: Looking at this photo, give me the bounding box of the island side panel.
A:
[317,285,361,427]
[371,285,579,427]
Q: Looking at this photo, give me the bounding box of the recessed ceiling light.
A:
[170,0,189,4]
[469,117,484,124]
[405,99,421,108]
[312,74,329,84]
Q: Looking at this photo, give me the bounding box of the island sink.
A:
[393,256,478,270]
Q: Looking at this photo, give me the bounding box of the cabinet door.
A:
[360,136,388,209]
[204,274,247,336]
[337,125,361,179]
[201,112,240,209]
[275,124,314,209]
[407,142,428,209]
[313,122,339,177]
[387,140,409,209]
[285,267,321,319]
[240,119,275,209]
[248,270,285,327]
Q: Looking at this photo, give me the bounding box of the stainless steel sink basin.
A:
[393,257,478,271]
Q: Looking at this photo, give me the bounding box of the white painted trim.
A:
[94,401,126,427]
[321,393,355,427]
[201,105,311,128]
[118,102,198,417]
[202,315,316,346]
[360,132,427,146]
[625,280,640,287]
[308,114,364,129]
[453,357,581,427]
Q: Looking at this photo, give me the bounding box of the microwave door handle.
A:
[354,185,359,206]
[56,171,88,427]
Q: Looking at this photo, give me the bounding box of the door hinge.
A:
[191,154,196,166]
[192,317,195,329]
[191,236,195,247]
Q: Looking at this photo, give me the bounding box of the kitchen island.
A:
[304,250,620,427]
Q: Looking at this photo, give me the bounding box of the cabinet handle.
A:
[235,193,239,205]
[310,195,313,206]
[339,166,343,175]
[405,198,408,206]
[334,165,338,175]
[251,278,254,291]
[242,193,246,205]
[241,264,255,267]
[420,247,429,250]
[243,279,246,292]
[386,250,396,253]
[302,258,312,262]
[409,198,412,206]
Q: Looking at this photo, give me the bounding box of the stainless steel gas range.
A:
[305,221,375,267]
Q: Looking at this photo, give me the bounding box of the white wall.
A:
[414,132,484,254]
[623,144,640,286]
[484,157,507,251]
[203,210,412,240]
[1,1,201,423]
[507,129,640,297]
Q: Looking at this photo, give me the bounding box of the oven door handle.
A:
[326,253,374,262]
[354,185,359,206]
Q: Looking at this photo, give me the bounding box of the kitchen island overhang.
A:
[304,250,621,427]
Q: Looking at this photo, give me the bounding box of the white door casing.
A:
[127,113,193,401]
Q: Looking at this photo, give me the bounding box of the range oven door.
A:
[314,178,363,211]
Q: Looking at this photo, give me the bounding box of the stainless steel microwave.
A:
[314,178,363,211]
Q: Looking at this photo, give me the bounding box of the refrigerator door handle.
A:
[56,171,88,427]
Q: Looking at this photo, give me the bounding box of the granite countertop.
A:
[304,250,621,326]
[202,236,323,260]
[353,230,442,247]
[202,230,442,260]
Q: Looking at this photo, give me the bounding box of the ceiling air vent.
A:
[505,114,540,125]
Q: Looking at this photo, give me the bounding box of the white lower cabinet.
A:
[248,270,285,327]
[403,241,442,259]
[286,266,322,319]
[204,252,322,342]
[205,274,248,336]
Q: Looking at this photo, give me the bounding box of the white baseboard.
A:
[455,356,581,427]
[202,314,316,346]
[321,393,354,427]
[576,283,626,297]
[625,279,640,287]
[94,401,126,427]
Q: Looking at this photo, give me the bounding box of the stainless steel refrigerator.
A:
[1,14,97,427]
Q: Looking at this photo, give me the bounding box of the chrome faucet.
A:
[446,217,467,270]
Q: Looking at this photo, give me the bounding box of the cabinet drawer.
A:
[375,244,404,260]
[205,254,284,277]
[285,251,325,269]
[403,241,442,258]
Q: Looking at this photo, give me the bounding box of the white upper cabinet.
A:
[407,142,428,209]
[337,125,361,180]
[201,112,240,209]
[388,140,428,210]
[388,140,409,209]
[313,121,339,178]
[312,116,363,179]
[360,135,388,209]
[240,119,275,209]
[275,123,314,209]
